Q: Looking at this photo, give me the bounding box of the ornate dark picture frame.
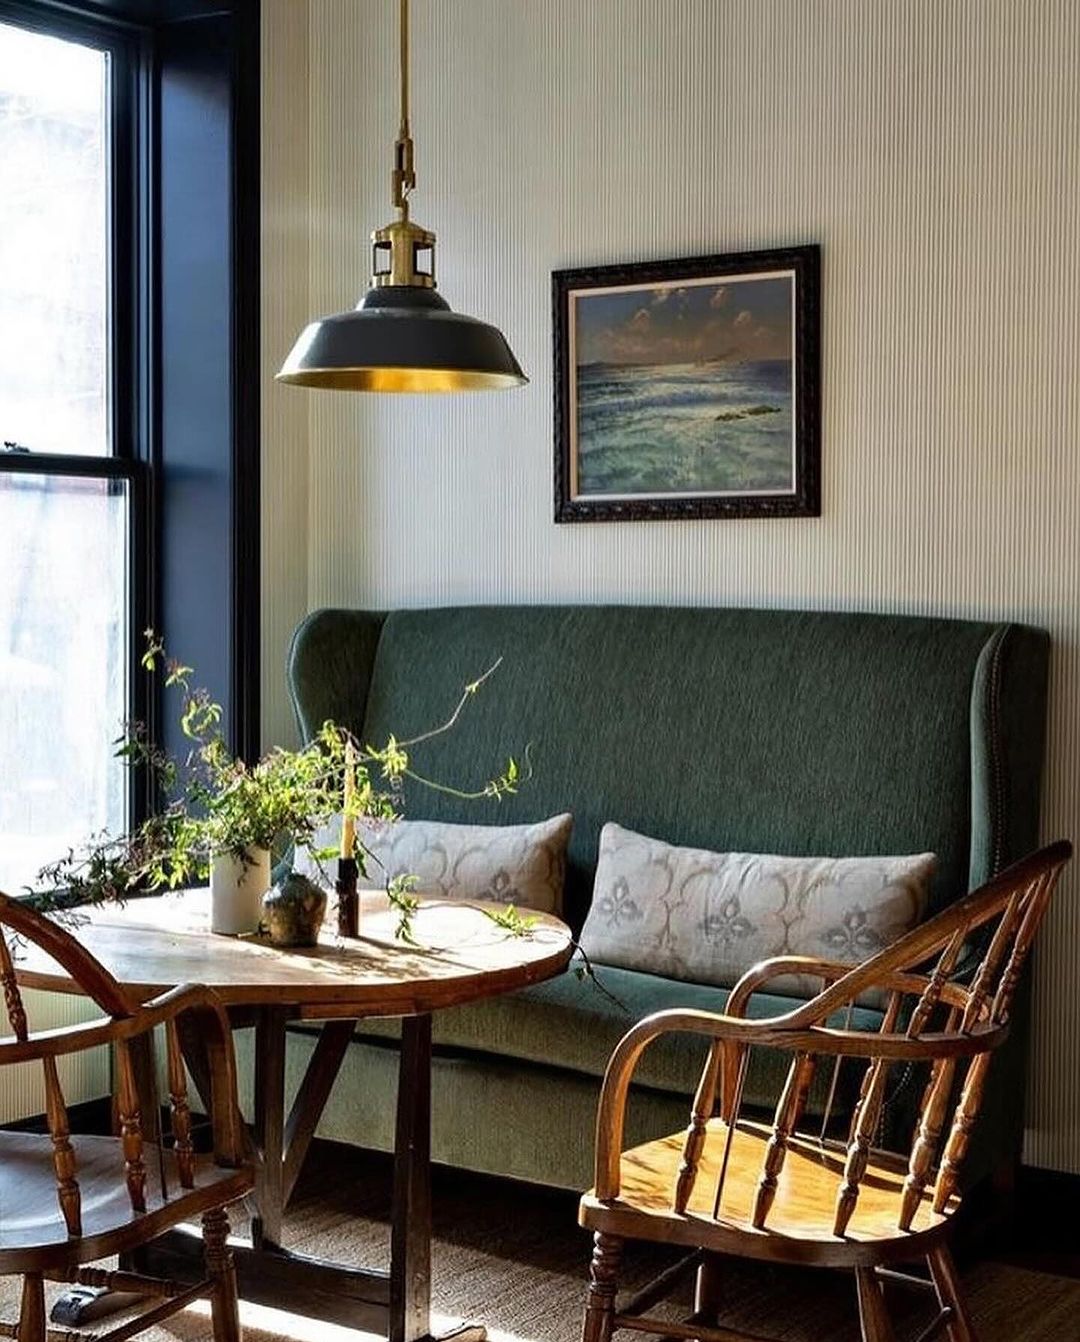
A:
[553,246,821,523]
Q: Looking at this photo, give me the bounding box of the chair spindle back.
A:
[0,891,204,1235]
[675,843,1070,1235]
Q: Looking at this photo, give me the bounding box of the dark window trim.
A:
[153,4,260,765]
[228,0,261,763]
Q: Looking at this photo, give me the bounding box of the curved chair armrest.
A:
[129,982,226,1030]
[726,957,972,1023]
[0,1014,139,1064]
[0,983,237,1055]
[0,983,228,1064]
[726,957,856,1019]
[592,1007,1008,1200]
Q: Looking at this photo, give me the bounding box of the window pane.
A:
[0,23,109,457]
[0,473,129,894]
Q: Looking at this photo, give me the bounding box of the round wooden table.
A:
[17,889,574,1342]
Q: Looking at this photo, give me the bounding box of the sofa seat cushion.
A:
[312,963,882,1115]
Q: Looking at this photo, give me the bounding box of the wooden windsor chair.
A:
[0,891,254,1342]
[578,840,1072,1342]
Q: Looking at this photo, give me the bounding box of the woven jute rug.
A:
[2,1145,1076,1342]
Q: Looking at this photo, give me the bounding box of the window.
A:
[0,23,109,457]
[0,0,259,902]
[0,15,141,896]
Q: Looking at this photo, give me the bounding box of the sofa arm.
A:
[287,608,387,742]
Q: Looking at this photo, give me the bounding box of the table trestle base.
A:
[137,1224,394,1333]
[152,1011,443,1341]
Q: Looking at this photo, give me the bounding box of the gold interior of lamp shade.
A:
[275,366,527,392]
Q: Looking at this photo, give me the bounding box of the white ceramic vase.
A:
[210,846,271,935]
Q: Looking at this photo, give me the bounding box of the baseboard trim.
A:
[1,1095,113,1135]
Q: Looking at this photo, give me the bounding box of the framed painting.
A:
[553,246,820,522]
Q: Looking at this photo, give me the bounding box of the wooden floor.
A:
[1,1141,1078,1341]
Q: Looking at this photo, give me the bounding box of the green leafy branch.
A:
[482,903,538,937]
[28,634,532,949]
[386,874,421,943]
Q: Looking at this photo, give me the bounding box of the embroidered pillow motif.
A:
[299,814,572,915]
[579,823,935,996]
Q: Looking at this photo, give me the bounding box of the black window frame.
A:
[0,0,260,836]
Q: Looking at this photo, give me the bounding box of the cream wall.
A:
[261,0,1080,1171]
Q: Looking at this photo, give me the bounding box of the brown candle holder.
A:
[335,857,359,938]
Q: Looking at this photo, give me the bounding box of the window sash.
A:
[0,2,152,838]
[0,0,149,470]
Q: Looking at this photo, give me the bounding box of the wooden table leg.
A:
[252,1007,288,1248]
[176,1008,216,1113]
[391,1015,433,1342]
[127,1032,162,1143]
[282,1019,356,1204]
[391,1015,485,1342]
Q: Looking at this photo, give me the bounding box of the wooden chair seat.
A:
[581,1118,959,1267]
[0,1132,252,1274]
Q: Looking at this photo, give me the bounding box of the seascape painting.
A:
[553,249,820,522]
[574,274,794,496]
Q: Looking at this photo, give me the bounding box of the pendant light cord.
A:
[400,0,409,134]
[393,0,416,216]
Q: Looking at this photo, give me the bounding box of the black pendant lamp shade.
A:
[278,0,526,394]
[278,286,526,393]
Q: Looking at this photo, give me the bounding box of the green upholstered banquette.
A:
[262,605,1049,1191]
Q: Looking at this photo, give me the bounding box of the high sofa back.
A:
[288,605,1050,932]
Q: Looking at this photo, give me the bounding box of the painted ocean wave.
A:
[575,359,794,495]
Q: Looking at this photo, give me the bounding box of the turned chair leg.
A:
[582,1232,623,1342]
[927,1245,978,1342]
[855,1267,896,1342]
[18,1274,45,1342]
[203,1206,242,1342]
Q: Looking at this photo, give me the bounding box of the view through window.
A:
[0,20,130,895]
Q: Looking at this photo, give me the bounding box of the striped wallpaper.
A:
[261,0,1080,1171]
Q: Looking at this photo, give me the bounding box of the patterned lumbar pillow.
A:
[358,814,573,915]
[299,813,573,915]
[579,822,935,996]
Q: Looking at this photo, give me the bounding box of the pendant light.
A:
[277,0,526,392]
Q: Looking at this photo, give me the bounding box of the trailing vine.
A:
[28,632,528,945]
